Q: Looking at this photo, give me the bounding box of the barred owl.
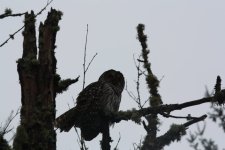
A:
[55,69,125,141]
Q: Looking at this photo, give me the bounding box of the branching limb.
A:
[0,109,20,150]
[82,24,89,89]
[74,24,97,149]
[134,55,143,108]
[137,23,162,150]
[82,24,98,89]
[136,23,162,106]
[126,55,147,109]
[156,115,206,149]
[0,0,54,47]
[108,89,225,124]
[0,109,20,136]
[187,122,219,150]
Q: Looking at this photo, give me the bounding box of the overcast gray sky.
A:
[1,0,225,150]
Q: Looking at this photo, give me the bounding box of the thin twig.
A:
[0,0,54,47]
[183,115,207,127]
[141,98,149,108]
[132,137,142,150]
[74,127,88,150]
[81,24,98,149]
[82,24,89,89]
[0,108,20,136]
[85,53,98,72]
[125,81,137,101]
[67,103,88,150]
[0,25,24,47]
[113,133,121,150]
[196,122,206,136]
[126,55,147,110]
[72,97,76,106]
[82,25,98,90]
[159,112,199,120]
[134,54,144,108]
[156,115,207,149]
[35,0,54,17]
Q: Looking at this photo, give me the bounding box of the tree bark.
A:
[15,9,62,150]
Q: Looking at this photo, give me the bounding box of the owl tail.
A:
[55,107,80,132]
[81,127,100,141]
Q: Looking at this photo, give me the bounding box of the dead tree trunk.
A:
[14,9,62,150]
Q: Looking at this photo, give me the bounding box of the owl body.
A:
[55,70,125,141]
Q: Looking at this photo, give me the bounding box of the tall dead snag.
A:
[15,9,65,150]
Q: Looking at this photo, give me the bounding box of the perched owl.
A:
[55,69,125,141]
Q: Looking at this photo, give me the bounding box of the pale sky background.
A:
[1,0,225,150]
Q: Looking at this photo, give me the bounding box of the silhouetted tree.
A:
[0,6,225,150]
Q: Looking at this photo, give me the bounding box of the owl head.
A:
[98,69,125,94]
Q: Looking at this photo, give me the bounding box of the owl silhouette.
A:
[55,69,125,141]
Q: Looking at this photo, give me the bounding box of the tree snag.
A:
[15,9,62,150]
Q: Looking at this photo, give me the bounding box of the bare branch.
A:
[126,54,148,109]
[133,54,143,109]
[183,115,207,127]
[125,81,137,102]
[132,137,143,150]
[0,25,24,47]
[160,112,199,120]
[0,0,54,47]
[156,115,207,149]
[82,24,89,89]
[80,24,98,149]
[0,11,26,19]
[34,0,54,17]
[85,53,98,73]
[67,103,88,150]
[0,108,20,136]
[81,25,97,88]
[108,89,225,124]
[113,133,121,150]
[74,127,88,150]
